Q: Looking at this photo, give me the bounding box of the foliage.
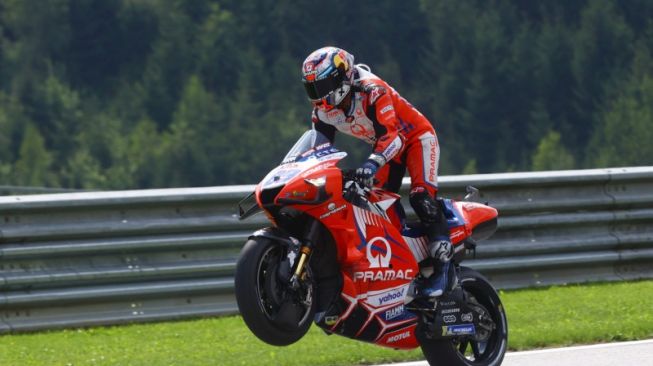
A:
[532,130,575,171]
[0,0,652,189]
[588,44,653,167]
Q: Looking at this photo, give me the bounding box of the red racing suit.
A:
[312,65,441,197]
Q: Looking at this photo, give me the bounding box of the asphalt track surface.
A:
[373,339,653,366]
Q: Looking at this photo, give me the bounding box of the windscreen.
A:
[281,130,335,164]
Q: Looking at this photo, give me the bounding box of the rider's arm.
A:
[366,86,404,167]
[311,108,336,143]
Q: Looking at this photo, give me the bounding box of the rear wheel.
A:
[235,237,315,346]
[419,267,508,366]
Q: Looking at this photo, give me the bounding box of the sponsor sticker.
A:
[327,109,341,119]
[320,204,346,219]
[378,288,405,305]
[353,235,415,283]
[441,308,460,314]
[350,122,370,137]
[367,237,392,268]
[428,139,438,182]
[461,312,473,322]
[442,324,476,336]
[380,105,394,114]
[384,305,405,321]
[366,285,410,307]
[353,268,414,282]
[386,331,410,344]
[285,190,307,198]
[382,137,401,160]
[443,315,456,323]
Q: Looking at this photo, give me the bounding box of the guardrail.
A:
[1,167,652,333]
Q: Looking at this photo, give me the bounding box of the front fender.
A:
[249,227,301,248]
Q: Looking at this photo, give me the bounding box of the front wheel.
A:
[235,237,316,346]
[419,267,508,366]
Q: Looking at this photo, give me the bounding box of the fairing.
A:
[252,130,498,350]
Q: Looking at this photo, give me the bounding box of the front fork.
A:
[289,220,320,290]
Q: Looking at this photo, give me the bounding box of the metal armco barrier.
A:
[1,167,652,333]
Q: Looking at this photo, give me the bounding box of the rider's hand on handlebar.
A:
[354,160,379,188]
[343,180,369,203]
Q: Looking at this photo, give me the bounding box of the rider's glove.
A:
[354,160,379,188]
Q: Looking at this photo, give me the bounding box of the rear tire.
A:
[419,267,508,366]
[235,237,315,346]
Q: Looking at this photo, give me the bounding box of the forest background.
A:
[0,0,652,190]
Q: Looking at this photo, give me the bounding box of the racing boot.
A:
[420,237,454,298]
[408,191,454,298]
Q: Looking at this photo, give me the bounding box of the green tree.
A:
[63,112,123,189]
[31,74,84,169]
[0,0,71,97]
[13,124,56,186]
[462,159,478,175]
[62,149,106,189]
[588,45,653,167]
[112,118,163,189]
[0,93,16,163]
[0,92,30,182]
[532,130,575,171]
[196,3,240,96]
[157,75,221,187]
[572,0,634,160]
[530,20,576,150]
[0,96,13,182]
[141,2,198,128]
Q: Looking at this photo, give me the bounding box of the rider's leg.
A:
[405,132,453,297]
[409,188,453,297]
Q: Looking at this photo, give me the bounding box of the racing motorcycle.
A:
[235,130,507,366]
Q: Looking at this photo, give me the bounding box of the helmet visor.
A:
[303,68,346,101]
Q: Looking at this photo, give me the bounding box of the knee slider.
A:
[409,190,440,225]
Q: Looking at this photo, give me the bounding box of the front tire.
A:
[419,267,508,366]
[235,237,315,346]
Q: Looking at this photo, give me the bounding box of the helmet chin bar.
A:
[313,83,351,111]
[331,83,352,107]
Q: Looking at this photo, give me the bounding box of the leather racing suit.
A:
[311,65,452,279]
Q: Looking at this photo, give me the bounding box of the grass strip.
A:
[0,280,651,366]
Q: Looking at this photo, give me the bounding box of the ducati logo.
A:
[367,237,392,268]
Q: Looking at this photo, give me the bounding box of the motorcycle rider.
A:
[301,46,453,297]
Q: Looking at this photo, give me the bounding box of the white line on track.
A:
[373,339,653,366]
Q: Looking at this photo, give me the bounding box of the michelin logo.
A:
[442,324,476,336]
